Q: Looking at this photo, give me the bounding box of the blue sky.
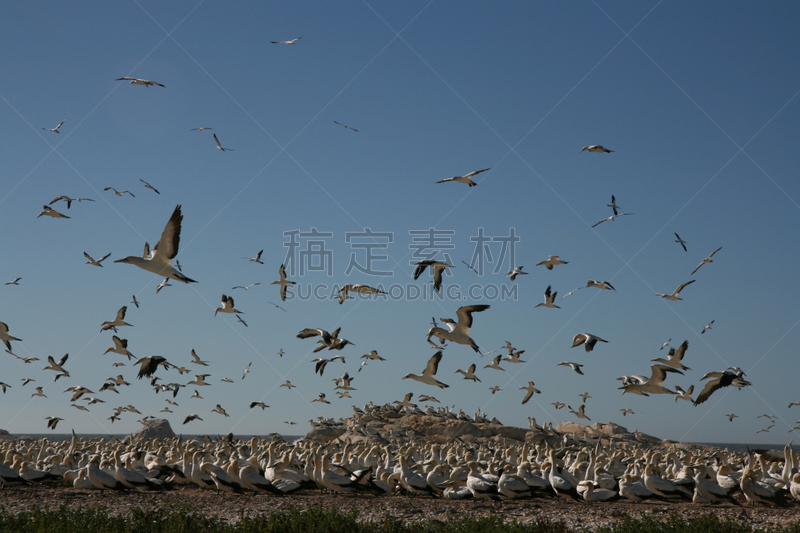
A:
[2,1,800,443]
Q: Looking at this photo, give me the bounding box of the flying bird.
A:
[436,168,490,187]
[607,195,621,215]
[100,306,133,331]
[49,196,95,209]
[427,304,490,353]
[46,416,63,430]
[693,367,752,406]
[84,251,111,267]
[535,285,559,308]
[5,278,21,285]
[245,250,264,264]
[236,315,248,327]
[656,280,695,301]
[520,382,541,404]
[455,363,480,382]
[701,320,715,334]
[571,333,608,352]
[272,264,295,301]
[403,351,449,388]
[580,145,613,153]
[42,120,66,133]
[0,322,22,351]
[134,356,172,379]
[104,336,133,360]
[652,340,691,371]
[250,401,268,410]
[691,246,723,275]
[190,349,208,366]
[183,414,203,424]
[116,77,165,87]
[130,295,139,308]
[156,278,171,294]
[271,35,304,45]
[333,120,358,132]
[104,187,135,197]
[213,133,233,151]
[592,212,633,228]
[114,205,196,283]
[558,362,584,375]
[190,127,212,131]
[215,294,243,316]
[37,205,69,219]
[336,284,386,304]
[505,266,528,281]
[413,259,453,292]
[536,255,568,270]
[674,233,687,252]
[232,283,260,290]
[139,179,160,194]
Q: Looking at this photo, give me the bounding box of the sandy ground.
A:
[2,486,800,531]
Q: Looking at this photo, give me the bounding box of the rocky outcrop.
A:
[124,419,175,443]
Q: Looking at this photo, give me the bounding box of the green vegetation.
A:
[0,505,798,533]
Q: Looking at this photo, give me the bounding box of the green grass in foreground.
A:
[0,505,799,533]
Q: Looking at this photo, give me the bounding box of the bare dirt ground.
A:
[2,486,800,531]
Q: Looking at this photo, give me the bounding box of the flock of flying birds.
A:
[2,67,792,442]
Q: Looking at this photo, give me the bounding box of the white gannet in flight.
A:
[726,413,738,422]
[271,35,303,45]
[245,250,264,264]
[505,266,528,281]
[592,212,633,228]
[413,259,453,292]
[489,385,501,394]
[586,279,615,291]
[608,195,620,215]
[403,351,449,388]
[361,350,385,361]
[190,127,212,132]
[483,355,505,371]
[104,187,135,197]
[558,361,584,375]
[5,277,21,285]
[49,196,95,209]
[520,382,541,404]
[660,338,671,350]
[42,120,66,133]
[503,349,526,363]
[104,335,133,360]
[190,349,208,366]
[116,77,165,87]
[674,233,687,252]
[652,339,691,371]
[674,385,694,402]
[272,264,295,301]
[46,416,63,429]
[250,401,268,410]
[232,283,260,290]
[333,120,358,132]
[569,404,591,421]
[461,260,478,273]
[280,380,295,389]
[701,320,714,334]
[535,285,559,308]
[139,179,160,194]
[620,364,682,396]
[656,279,695,301]
[32,386,47,398]
[38,205,69,218]
[311,392,330,404]
[44,353,69,376]
[155,278,171,294]
[134,356,172,379]
[571,333,608,352]
[183,414,202,424]
[114,205,196,283]
[536,255,568,270]
[211,404,229,417]
[0,322,22,351]
[426,304,490,353]
[100,306,133,331]
[436,168,490,187]
[84,251,111,267]
[620,408,634,416]
[241,362,251,380]
[213,133,234,151]
[215,294,242,316]
[336,284,386,304]
[691,246,723,275]
[580,145,613,153]
[693,367,751,406]
[236,315,248,327]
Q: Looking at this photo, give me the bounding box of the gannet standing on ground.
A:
[42,120,66,133]
[114,205,196,283]
[116,77,165,87]
[656,280,695,301]
[100,306,133,331]
[536,255,568,270]
[436,168,490,187]
[571,333,608,352]
[403,351,449,388]
[413,259,453,292]
[691,246,723,275]
[0,322,22,351]
[426,304,490,353]
[38,205,69,218]
[84,252,111,267]
[272,264,295,301]
[215,294,242,316]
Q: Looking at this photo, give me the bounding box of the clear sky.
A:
[2,1,799,444]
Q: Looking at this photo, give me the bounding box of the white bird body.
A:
[656,279,695,301]
[426,304,489,353]
[436,168,490,187]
